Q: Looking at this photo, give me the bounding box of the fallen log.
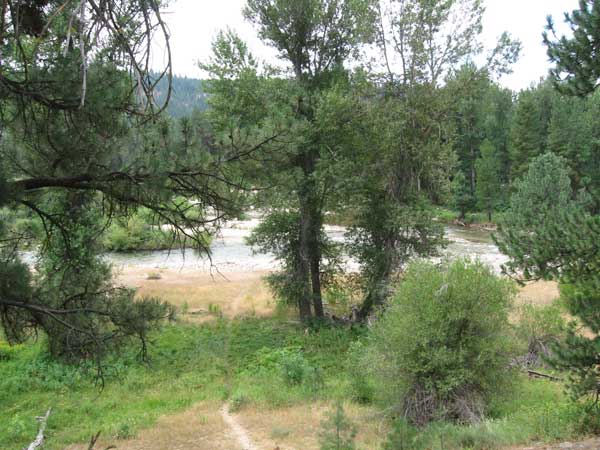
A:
[26,408,52,450]
[526,369,563,382]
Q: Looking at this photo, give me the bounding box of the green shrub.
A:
[103,213,168,252]
[279,350,309,385]
[102,208,211,252]
[382,418,418,450]
[146,272,162,280]
[0,341,19,361]
[247,347,317,387]
[346,340,375,404]
[362,259,516,426]
[115,418,137,439]
[513,303,566,368]
[208,303,222,316]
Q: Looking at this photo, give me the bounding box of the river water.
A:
[71,219,507,275]
[20,217,507,274]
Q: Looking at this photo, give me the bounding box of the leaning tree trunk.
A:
[357,246,394,320]
[356,199,398,321]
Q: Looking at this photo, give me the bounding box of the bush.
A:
[382,418,418,450]
[361,259,516,426]
[102,208,211,252]
[346,340,375,404]
[513,303,566,368]
[103,213,171,252]
[247,347,318,387]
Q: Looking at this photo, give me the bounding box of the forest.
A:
[1,0,600,449]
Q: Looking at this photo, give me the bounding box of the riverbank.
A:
[433,206,501,230]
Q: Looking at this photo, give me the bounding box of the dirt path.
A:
[221,403,260,450]
[510,438,600,450]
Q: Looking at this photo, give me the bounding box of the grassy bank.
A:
[433,207,503,227]
[0,316,594,450]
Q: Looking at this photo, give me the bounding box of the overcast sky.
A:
[153,0,579,92]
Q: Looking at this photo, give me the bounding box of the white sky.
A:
[153,0,579,92]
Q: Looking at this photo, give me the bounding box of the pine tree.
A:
[319,403,357,450]
[475,140,501,222]
[0,1,242,365]
[544,0,600,97]
[509,91,544,180]
[503,0,600,403]
[497,152,600,402]
[451,171,475,221]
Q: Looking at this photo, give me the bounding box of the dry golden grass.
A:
[235,401,387,450]
[116,267,275,320]
[515,281,560,307]
[66,401,239,450]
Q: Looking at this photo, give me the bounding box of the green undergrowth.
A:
[0,319,360,449]
[102,211,212,252]
[433,207,504,226]
[0,319,595,450]
[398,379,596,450]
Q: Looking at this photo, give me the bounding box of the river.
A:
[69,219,507,275]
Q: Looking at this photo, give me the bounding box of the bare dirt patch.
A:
[509,437,600,450]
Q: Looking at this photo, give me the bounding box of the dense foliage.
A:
[0,1,244,364]
[358,259,515,426]
[498,0,600,406]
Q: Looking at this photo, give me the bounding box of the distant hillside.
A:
[153,74,208,117]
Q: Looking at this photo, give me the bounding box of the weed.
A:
[229,392,247,413]
[208,303,222,316]
[271,426,292,439]
[115,419,137,440]
[0,317,588,450]
[180,300,189,315]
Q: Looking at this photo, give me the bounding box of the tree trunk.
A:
[309,220,324,318]
[297,148,324,319]
[357,235,394,320]
[297,198,313,320]
[295,266,313,320]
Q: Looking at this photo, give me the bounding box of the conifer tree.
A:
[504,0,600,403]
[498,152,599,402]
[451,171,475,221]
[319,403,357,450]
[0,1,243,364]
[475,140,501,221]
[544,0,600,97]
[509,91,544,180]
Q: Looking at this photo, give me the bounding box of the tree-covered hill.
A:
[153,74,208,117]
